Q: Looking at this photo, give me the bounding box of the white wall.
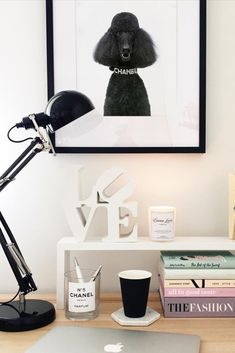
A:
[0,0,235,293]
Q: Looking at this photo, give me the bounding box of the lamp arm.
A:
[0,137,43,193]
[0,222,37,295]
[0,137,45,295]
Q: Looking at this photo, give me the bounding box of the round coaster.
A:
[111,307,160,326]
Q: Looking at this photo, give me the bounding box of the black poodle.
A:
[93,12,157,116]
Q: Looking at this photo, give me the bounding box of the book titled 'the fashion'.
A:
[160,289,235,318]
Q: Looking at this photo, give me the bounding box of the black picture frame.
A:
[46,0,206,154]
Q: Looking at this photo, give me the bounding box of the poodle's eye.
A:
[114,31,135,39]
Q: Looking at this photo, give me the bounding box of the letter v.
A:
[65,201,97,241]
[76,205,97,241]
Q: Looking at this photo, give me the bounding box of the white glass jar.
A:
[148,206,176,241]
[64,268,101,320]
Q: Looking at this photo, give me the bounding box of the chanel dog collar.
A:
[110,67,138,75]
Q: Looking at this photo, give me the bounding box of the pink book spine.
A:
[162,286,235,297]
[159,277,235,297]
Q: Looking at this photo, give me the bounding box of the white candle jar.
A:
[148,206,176,241]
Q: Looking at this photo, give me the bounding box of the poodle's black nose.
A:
[116,32,135,62]
[122,48,131,61]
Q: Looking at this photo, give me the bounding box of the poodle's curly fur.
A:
[94,12,157,116]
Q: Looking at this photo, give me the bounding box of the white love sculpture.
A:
[65,167,137,242]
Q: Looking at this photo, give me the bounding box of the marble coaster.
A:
[111,307,160,326]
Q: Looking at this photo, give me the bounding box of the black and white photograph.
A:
[47,0,206,152]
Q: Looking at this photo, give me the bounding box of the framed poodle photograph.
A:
[46,0,206,153]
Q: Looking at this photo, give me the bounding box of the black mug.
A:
[119,270,152,318]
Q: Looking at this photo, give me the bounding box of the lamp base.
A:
[0,299,55,332]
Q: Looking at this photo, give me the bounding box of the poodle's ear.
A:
[93,29,119,66]
[132,29,157,68]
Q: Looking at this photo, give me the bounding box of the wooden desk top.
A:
[0,293,235,353]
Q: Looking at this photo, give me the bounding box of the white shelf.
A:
[57,236,235,251]
[56,236,235,309]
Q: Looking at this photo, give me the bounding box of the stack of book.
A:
[159,250,235,317]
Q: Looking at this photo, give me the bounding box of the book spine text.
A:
[160,292,235,317]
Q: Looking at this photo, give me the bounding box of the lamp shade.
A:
[45,90,95,131]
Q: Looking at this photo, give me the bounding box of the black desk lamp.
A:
[0,90,94,331]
